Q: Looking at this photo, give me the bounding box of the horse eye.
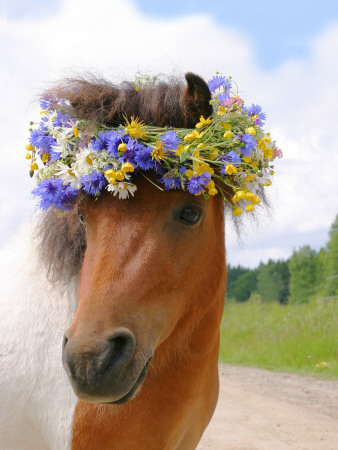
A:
[178,204,202,225]
[78,212,85,225]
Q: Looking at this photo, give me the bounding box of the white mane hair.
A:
[0,221,78,449]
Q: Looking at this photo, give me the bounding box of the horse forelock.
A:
[36,74,215,284]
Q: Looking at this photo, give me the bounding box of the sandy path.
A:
[197,365,338,450]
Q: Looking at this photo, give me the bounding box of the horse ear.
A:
[184,72,212,126]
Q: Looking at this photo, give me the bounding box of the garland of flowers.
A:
[26,74,282,215]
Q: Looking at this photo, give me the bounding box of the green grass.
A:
[219,297,338,378]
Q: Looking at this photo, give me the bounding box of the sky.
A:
[1,0,338,267]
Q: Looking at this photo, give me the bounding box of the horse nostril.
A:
[62,335,68,350]
[102,329,136,374]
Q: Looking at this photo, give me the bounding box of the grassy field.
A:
[219,297,338,378]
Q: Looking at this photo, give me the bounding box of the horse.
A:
[0,73,228,449]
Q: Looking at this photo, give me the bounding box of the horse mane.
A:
[36,73,214,285]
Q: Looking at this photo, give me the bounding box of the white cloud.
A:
[1,0,338,266]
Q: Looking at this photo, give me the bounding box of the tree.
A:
[256,260,285,303]
[288,245,318,304]
[226,265,257,302]
[324,214,338,297]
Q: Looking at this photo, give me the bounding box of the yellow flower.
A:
[223,131,234,139]
[244,156,252,163]
[86,154,94,165]
[118,143,127,152]
[121,162,135,173]
[217,106,229,116]
[246,204,255,212]
[232,190,246,203]
[208,180,218,196]
[232,206,242,216]
[264,148,274,159]
[30,162,39,171]
[41,153,49,163]
[225,164,238,175]
[195,162,214,176]
[151,141,168,162]
[252,195,261,204]
[245,174,256,182]
[184,130,202,142]
[175,144,185,156]
[186,169,195,180]
[115,171,124,181]
[246,127,256,136]
[257,136,271,151]
[73,127,79,137]
[25,153,32,160]
[104,169,117,184]
[220,122,232,130]
[26,143,34,151]
[124,116,148,139]
[196,115,212,129]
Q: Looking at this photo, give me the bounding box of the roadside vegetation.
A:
[219,214,338,378]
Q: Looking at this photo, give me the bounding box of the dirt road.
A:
[197,365,338,450]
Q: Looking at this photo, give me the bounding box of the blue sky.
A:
[1,0,338,267]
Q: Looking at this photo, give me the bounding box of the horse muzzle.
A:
[62,327,152,404]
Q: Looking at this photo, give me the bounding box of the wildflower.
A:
[75,148,95,175]
[30,162,39,171]
[124,116,148,139]
[224,131,234,139]
[225,164,238,175]
[232,206,242,216]
[239,133,256,157]
[106,182,137,199]
[25,153,32,159]
[246,204,254,212]
[32,178,77,211]
[81,172,106,196]
[246,127,256,136]
[134,145,154,170]
[187,172,211,195]
[208,180,218,196]
[151,141,168,162]
[184,130,202,142]
[121,162,135,173]
[196,115,212,129]
[244,104,266,125]
[160,130,180,149]
[159,175,182,190]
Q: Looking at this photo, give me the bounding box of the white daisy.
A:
[75,147,96,176]
[106,182,137,199]
[54,162,82,189]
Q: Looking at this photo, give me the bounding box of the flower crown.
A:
[26,74,282,216]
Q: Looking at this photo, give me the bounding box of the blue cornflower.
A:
[29,128,56,153]
[243,104,266,125]
[160,131,180,150]
[32,178,77,211]
[53,111,71,127]
[222,151,241,167]
[208,75,226,93]
[218,92,230,103]
[133,144,154,170]
[106,131,127,158]
[92,131,112,152]
[118,138,140,163]
[187,172,211,195]
[159,175,182,190]
[239,133,256,157]
[81,172,106,196]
